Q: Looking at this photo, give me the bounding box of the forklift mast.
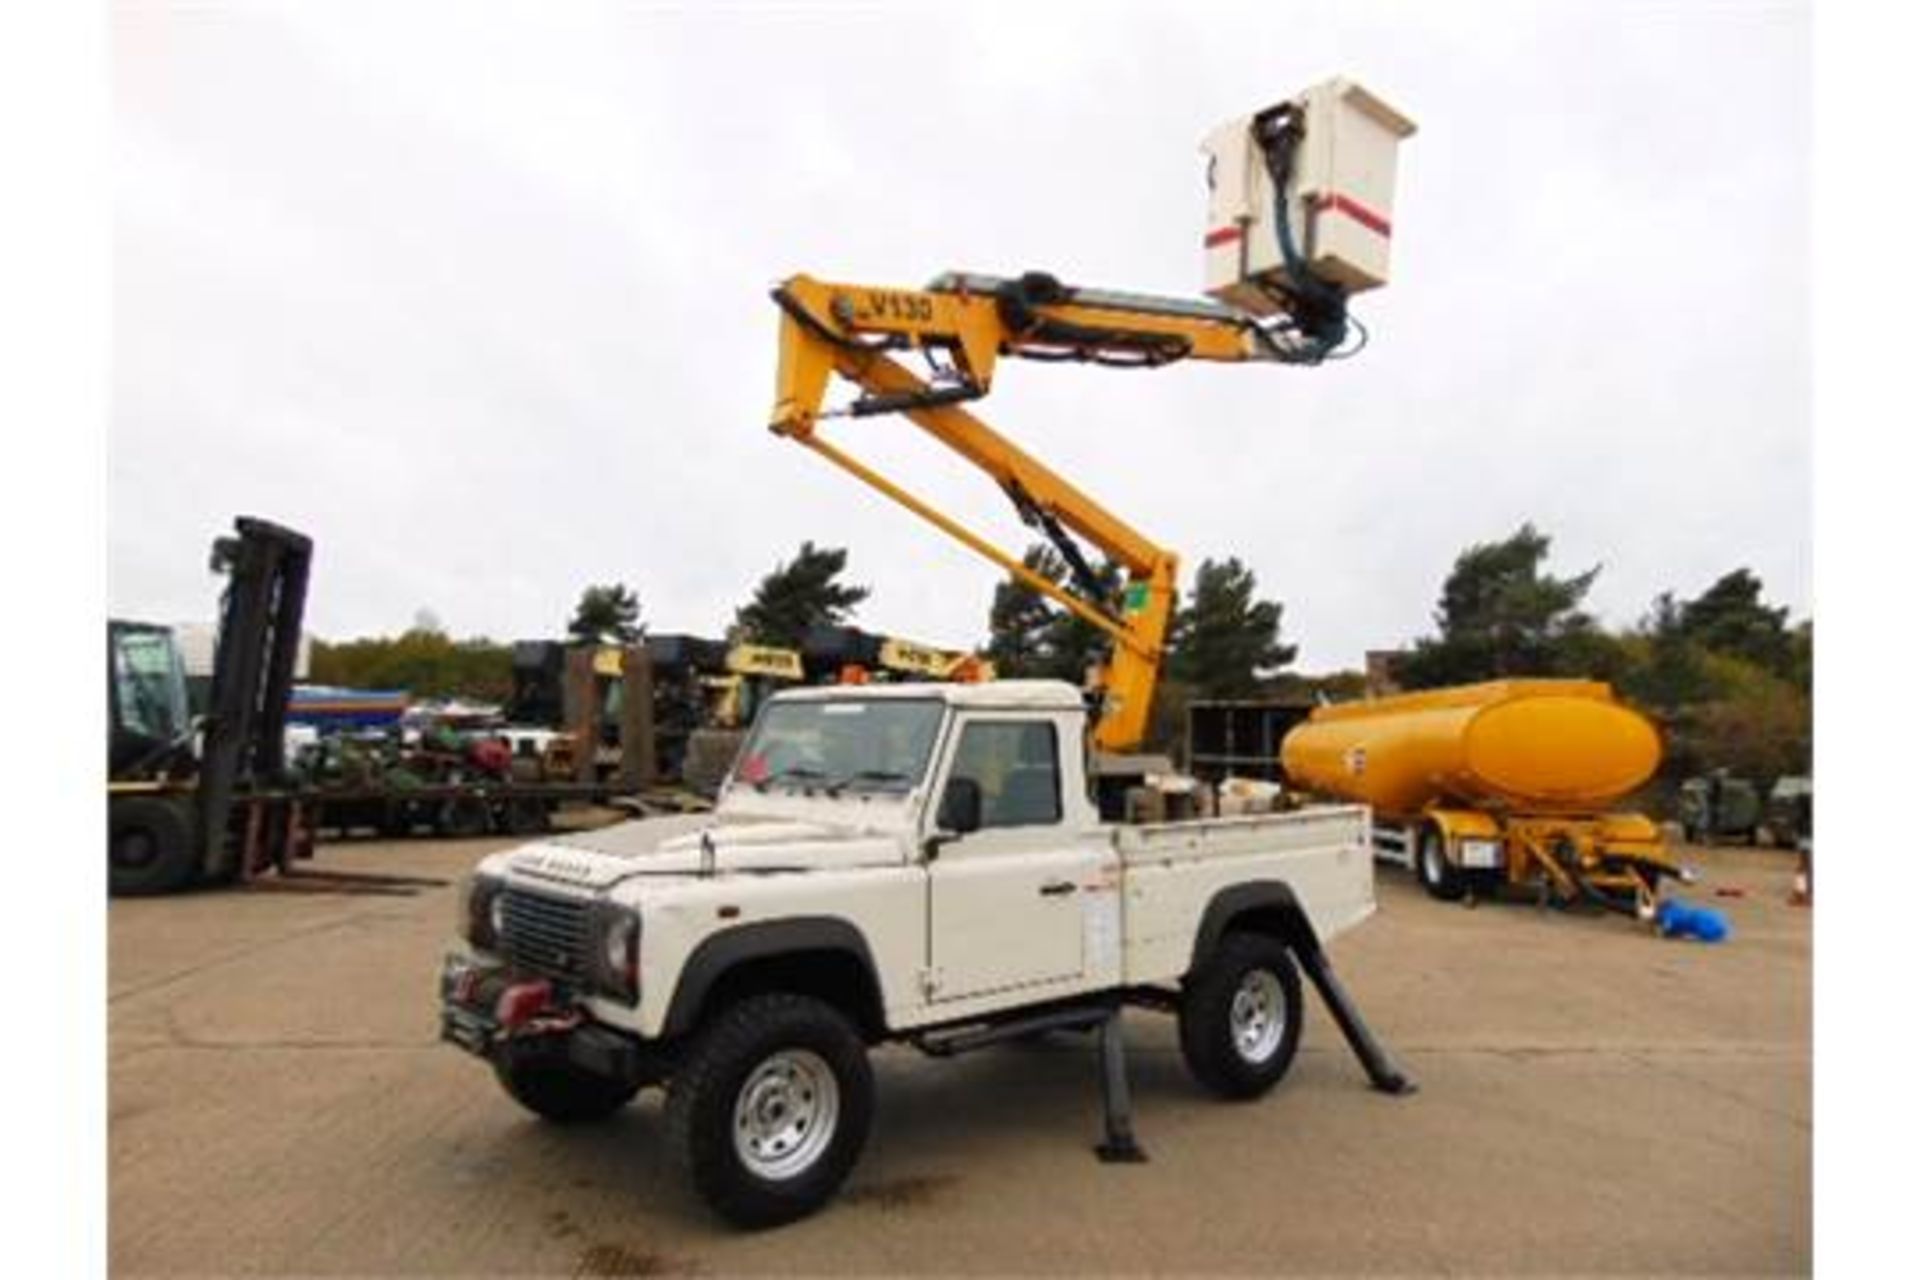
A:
[194,517,313,877]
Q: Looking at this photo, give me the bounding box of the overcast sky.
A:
[110,0,1808,671]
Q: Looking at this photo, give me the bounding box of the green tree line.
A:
[312,524,1811,794]
[309,629,516,703]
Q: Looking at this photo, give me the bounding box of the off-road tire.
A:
[492,1057,640,1123]
[666,993,873,1228]
[1415,825,1468,902]
[109,795,197,897]
[1178,932,1304,1100]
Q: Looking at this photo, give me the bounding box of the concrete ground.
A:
[110,822,1810,1276]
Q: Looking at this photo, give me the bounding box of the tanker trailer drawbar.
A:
[1280,680,1681,921]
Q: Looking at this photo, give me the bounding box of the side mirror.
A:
[936,776,983,837]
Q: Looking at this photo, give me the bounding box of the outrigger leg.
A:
[1093,1008,1149,1163]
[1294,943,1418,1096]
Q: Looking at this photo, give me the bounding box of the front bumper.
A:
[438,952,667,1086]
[439,953,512,1054]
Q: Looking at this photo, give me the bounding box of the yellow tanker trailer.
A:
[1280,679,1679,913]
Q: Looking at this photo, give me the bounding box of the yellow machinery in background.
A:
[701,643,807,729]
[1281,679,1681,913]
[800,623,994,687]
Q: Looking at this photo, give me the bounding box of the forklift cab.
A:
[108,621,193,777]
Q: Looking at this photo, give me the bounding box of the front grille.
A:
[499,888,591,983]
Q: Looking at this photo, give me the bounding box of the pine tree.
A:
[982,544,1123,682]
[1396,523,1600,688]
[1677,569,1794,677]
[733,542,870,648]
[1039,557,1123,684]
[1167,557,1297,698]
[984,546,1063,677]
[567,584,644,644]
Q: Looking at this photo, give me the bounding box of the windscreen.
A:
[112,627,190,742]
[733,698,943,794]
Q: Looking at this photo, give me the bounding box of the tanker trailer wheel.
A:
[1415,826,1468,902]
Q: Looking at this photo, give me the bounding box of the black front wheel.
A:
[493,1056,640,1123]
[666,994,873,1228]
[1178,932,1305,1100]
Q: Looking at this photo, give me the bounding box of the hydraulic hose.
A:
[1249,105,1349,358]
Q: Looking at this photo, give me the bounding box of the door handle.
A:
[1039,880,1077,897]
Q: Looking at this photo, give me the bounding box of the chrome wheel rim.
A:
[732,1049,838,1180]
[1229,969,1286,1063]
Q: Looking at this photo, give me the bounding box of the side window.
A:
[949,720,1060,829]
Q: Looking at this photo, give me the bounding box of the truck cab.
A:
[727,681,1113,1005]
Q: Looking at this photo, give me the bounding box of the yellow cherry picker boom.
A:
[767,78,1415,760]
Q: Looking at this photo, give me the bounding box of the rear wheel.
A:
[1415,826,1467,901]
[1178,932,1304,1099]
[109,795,198,896]
[493,1056,639,1123]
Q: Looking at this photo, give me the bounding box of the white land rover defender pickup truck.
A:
[441,680,1412,1226]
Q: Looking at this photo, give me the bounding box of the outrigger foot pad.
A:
[1294,943,1419,1097]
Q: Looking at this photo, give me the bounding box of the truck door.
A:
[927,716,1107,1001]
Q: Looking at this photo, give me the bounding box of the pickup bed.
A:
[441,680,1408,1226]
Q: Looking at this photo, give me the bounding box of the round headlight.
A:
[602,914,637,978]
[459,873,492,945]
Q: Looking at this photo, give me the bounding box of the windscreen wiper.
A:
[826,769,913,796]
[753,765,831,793]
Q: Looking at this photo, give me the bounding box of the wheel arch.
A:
[1189,880,1323,976]
[661,917,885,1042]
[1423,807,1502,848]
